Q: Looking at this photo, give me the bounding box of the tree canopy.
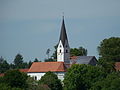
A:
[14,54,24,69]
[63,64,107,90]
[98,37,120,62]
[38,71,62,90]
[0,57,9,73]
[4,69,28,89]
[90,72,120,90]
[70,47,87,56]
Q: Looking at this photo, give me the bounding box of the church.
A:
[27,17,97,81]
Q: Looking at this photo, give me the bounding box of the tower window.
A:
[60,49,61,53]
[66,50,68,53]
[60,45,62,47]
[66,45,67,47]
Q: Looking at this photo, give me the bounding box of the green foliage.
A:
[70,47,87,56]
[0,57,9,73]
[38,71,62,90]
[34,58,39,62]
[0,83,23,90]
[63,64,107,90]
[14,54,24,69]
[44,58,57,62]
[4,69,28,89]
[90,72,120,90]
[28,61,32,68]
[98,37,120,62]
[51,45,58,60]
[98,57,116,73]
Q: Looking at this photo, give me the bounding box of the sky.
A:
[0,0,120,63]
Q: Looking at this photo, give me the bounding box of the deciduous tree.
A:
[70,46,87,56]
[4,69,28,89]
[63,64,107,90]
[38,71,62,90]
[98,37,120,62]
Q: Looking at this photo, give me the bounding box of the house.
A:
[70,56,97,66]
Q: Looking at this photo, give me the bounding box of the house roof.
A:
[0,73,4,77]
[28,62,66,73]
[115,62,120,71]
[59,17,68,46]
[70,56,97,64]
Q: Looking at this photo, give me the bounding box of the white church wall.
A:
[57,40,64,62]
[28,72,65,81]
[28,72,45,80]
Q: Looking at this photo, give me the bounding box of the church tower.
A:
[57,17,70,65]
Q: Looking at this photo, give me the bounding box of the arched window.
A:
[66,50,68,53]
[60,49,61,53]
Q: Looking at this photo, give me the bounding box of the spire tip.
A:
[62,12,64,19]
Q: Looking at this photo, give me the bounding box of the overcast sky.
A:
[0,0,120,63]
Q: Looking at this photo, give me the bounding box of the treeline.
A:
[0,54,41,73]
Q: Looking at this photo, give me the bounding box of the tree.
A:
[38,71,62,90]
[0,56,9,73]
[26,77,51,90]
[51,45,58,60]
[70,46,87,56]
[28,61,32,68]
[4,69,28,89]
[63,64,107,90]
[34,58,39,62]
[46,49,51,59]
[98,57,116,73]
[14,54,23,68]
[44,58,56,62]
[90,72,120,90]
[98,37,120,62]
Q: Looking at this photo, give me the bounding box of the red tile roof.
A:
[28,62,66,73]
[115,62,120,71]
[0,73,4,77]
[19,69,29,73]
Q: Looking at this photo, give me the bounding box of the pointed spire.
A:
[59,16,68,46]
